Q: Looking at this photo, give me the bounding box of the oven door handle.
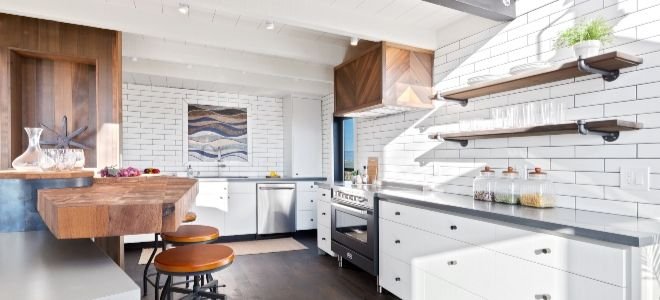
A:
[332,202,368,215]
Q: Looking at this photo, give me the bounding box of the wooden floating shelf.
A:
[437,52,643,102]
[429,119,643,146]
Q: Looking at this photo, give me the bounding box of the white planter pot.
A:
[573,40,602,58]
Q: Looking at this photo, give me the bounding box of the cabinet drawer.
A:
[198,181,228,195]
[317,200,331,228]
[318,188,332,202]
[380,253,411,300]
[317,224,333,255]
[297,182,318,192]
[380,201,497,246]
[297,191,318,211]
[297,210,317,230]
[380,218,467,263]
[490,225,628,287]
[412,269,485,300]
[413,240,494,299]
[492,252,626,300]
[228,182,256,195]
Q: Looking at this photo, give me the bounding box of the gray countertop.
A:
[0,231,139,299]
[378,190,660,247]
[198,176,326,182]
[315,181,660,247]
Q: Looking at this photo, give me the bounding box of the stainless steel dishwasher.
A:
[257,183,296,235]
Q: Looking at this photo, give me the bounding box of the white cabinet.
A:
[224,182,256,236]
[283,96,322,178]
[316,187,334,256]
[295,182,318,231]
[378,200,632,300]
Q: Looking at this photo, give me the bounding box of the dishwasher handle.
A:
[258,186,296,190]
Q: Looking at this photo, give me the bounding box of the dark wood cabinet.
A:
[334,42,433,117]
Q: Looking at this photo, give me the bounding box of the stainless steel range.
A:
[331,185,378,276]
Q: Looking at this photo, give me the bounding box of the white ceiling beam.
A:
[123,34,333,83]
[0,0,348,65]
[187,0,439,49]
[123,59,332,96]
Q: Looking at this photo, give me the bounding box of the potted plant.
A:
[555,18,613,58]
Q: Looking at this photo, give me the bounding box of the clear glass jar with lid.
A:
[473,166,496,201]
[520,167,555,208]
[494,167,520,204]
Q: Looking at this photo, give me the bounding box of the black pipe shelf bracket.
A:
[429,93,469,107]
[577,56,620,82]
[576,119,620,142]
[428,133,469,147]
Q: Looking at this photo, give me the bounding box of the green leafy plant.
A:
[555,18,613,48]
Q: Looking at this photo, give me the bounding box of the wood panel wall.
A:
[0,13,121,169]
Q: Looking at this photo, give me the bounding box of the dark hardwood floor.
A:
[124,231,398,300]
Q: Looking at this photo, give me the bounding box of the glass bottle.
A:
[473,166,495,201]
[12,127,44,171]
[495,167,520,204]
[520,167,556,208]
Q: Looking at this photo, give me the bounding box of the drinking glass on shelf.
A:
[540,101,553,125]
[491,107,507,129]
[554,102,566,124]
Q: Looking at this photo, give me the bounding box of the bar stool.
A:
[142,212,220,298]
[155,244,234,300]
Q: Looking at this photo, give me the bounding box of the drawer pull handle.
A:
[447,260,458,266]
[322,194,326,197]
[395,212,401,216]
[395,240,401,244]
[534,248,551,255]
[322,238,326,241]
[310,200,314,202]
[395,277,401,282]
[450,225,458,230]
[322,213,326,216]
[534,294,551,300]
[310,219,314,222]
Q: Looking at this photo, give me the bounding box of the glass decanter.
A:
[12,127,44,171]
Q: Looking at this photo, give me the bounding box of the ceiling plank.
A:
[123,59,332,96]
[123,34,333,83]
[0,0,349,65]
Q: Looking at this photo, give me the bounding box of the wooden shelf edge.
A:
[437,51,643,101]
[429,119,643,141]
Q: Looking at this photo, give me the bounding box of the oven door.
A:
[330,201,375,259]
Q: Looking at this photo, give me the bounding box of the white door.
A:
[291,99,322,177]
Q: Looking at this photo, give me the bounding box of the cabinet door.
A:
[296,210,317,230]
[412,268,484,300]
[291,99,322,177]
[224,193,256,236]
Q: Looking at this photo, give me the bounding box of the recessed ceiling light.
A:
[265,20,275,30]
[178,3,190,15]
[186,64,193,69]
[350,36,359,46]
[131,57,138,62]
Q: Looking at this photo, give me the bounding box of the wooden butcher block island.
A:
[38,176,198,239]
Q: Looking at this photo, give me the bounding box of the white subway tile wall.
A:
[354,0,660,218]
[321,94,334,181]
[121,84,287,177]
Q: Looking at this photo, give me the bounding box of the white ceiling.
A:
[0,0,481,96]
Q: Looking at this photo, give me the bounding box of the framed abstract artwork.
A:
[187,104,248,162]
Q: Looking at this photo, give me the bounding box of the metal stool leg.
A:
[143,233,159,296]
[159,276,171,300]
[154,272,160,300]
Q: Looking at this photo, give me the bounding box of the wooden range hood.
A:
[334,42,435,118]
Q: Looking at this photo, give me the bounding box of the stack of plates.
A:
[509,62,552,75]
[467,74,505,86]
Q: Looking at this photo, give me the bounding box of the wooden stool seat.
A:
[161,225,219,244]
[154,244,234,274]
[183,211,197,223]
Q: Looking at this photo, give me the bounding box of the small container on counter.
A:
[520,167,555,208]
[494,167,520,204]
[473,166,496,201]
